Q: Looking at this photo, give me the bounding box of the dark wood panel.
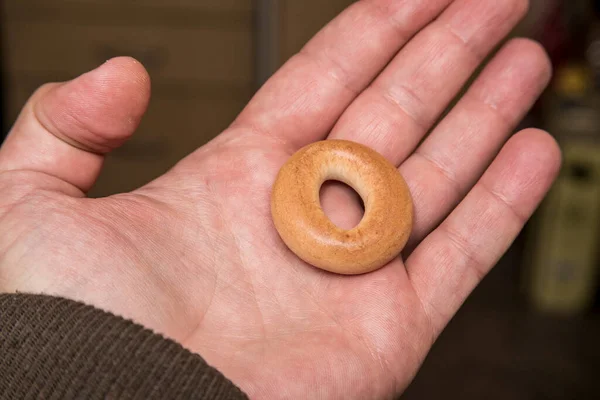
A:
[279,0,355,62]
[1,1,253,29]
[1,21,255,86]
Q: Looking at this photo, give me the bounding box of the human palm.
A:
[0,1,561,399]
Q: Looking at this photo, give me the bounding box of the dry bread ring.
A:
[271,139,413,275]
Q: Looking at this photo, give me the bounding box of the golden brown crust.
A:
[271,139,413,275]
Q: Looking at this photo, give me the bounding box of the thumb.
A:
[0,56,151,194]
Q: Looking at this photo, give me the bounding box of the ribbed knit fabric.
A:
[0,293,248,399]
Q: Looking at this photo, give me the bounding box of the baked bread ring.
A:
[271,139,413,275]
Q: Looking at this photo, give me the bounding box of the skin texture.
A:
[0,0,562,399]
[271,139,413,274]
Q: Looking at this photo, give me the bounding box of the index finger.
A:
[231,0,453,152]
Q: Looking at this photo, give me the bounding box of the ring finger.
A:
[327,0,528,164]
[400,38,551,249]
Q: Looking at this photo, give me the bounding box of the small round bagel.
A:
[271,139,413,275]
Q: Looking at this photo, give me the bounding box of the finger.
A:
[406,129,561,336]
[0,57,151,193]
[230,0,453,152]
[400,38,552,250]
[328,0,529,164]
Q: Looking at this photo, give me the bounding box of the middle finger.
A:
[327,0,528,164]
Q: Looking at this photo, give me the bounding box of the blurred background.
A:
[1,0,600,398]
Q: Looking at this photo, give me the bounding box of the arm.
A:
[0,293,248,399]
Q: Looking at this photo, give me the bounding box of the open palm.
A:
[0,1,561,399]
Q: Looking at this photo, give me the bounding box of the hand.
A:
[0,0,560,398]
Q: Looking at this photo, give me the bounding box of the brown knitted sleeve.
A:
[0,293,249,400]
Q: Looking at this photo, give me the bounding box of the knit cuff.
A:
[0,293,248,399]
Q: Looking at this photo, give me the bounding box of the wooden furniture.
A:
[0,0,354,196]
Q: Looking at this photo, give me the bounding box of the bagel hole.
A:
[319,180,365,230]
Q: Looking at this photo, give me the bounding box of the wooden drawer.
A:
[1,1,253,28]
[4,74,251,153]
[4,74,251,196]
[91,89,249,196]
[2,0,253,13]
[110,86,250,162]
[1,21,254,86]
